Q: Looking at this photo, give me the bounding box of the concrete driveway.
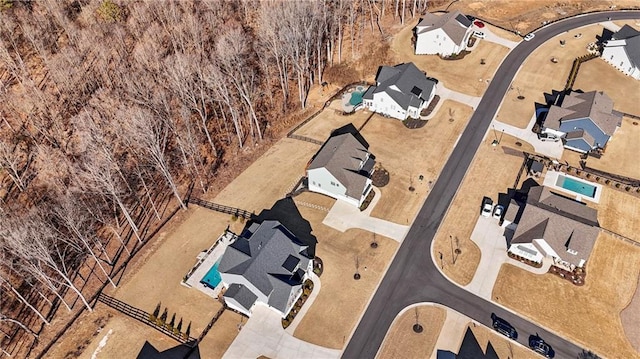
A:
[490,113,564,159]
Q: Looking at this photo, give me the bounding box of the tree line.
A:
[0,0,429,353]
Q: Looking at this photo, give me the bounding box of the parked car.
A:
[491,313,518,339]
[524,32,535,41]
[473,20,485,28]
[473,31,486,39]
[493,204,504,219]
[529,334,555,358]
[481,197,493,217]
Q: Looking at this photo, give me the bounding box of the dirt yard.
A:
[597,186,640,242]
[492,232,640,359]
[496,24,611,129]
[584,117,640,181]
[391,20,510,97]
[573,55,640,116]
[364,101,473,224]
[294,103,372,143]
[433,134,535,285]
[445,0,640,35]
[377,305,446,359]
[292,196,398,349]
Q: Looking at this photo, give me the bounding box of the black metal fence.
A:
[187,197,253,219]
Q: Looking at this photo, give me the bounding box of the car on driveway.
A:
[491,313,518,339]
[493,204,504,219]
[473,20,484,28]
[473,31,486,39]
[537,132,560,142]
[481,197,493,217]
[529,334,555,358]
[524,32,535,41]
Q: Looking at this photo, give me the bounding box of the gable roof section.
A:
[544,91,622,146]
[224,283,258,312]
[623,35,640,69]
[368,62,436,111]
[613,24,640,40]
[308,132,372,199]
[511,186,600,266]
[416,10,472,45]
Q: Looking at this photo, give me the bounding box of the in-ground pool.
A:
[555,174,597,198]
[349,86,366,106]
[200,261,222,289]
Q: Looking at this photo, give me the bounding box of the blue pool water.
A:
[201,261,222,289]
[349,91,364,106]
[556,175,596,198]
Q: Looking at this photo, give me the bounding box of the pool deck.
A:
[183,230,237,299]
[543,170,602,203]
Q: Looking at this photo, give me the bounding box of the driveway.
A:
[491,113,564,159]
[223,304,340,359]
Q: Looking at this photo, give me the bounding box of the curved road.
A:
[343,11,640,359]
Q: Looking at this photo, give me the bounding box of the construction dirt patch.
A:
[292,199,398,349]
[377,305,446,359]
[391,19,510,97]
[444,1,640,35]
[364,101,473,224]
[492,232,640,359]
[433,133,534,285]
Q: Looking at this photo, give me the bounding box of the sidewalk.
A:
[322,187,410,242]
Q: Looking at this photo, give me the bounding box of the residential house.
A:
[414,10,474,56]
[541,90,622,153]
[601,24,640,80]
[362,62,437,120]
[137,342,200,359]
[218,200,316,318]
[436,327,500,359]
[307,127,375,207]
[504,186,600,271]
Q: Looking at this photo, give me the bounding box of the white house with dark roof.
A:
[504,186,600,271]
[601,24,640,80]
[362,62,437,120]
[218,219,314,317]
[414,10,474,56]
[307,130,375,207]
[541,90,622,153]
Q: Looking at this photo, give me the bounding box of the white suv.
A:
[481,197,493,217]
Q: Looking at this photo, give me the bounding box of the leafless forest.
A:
[0,0,430,356]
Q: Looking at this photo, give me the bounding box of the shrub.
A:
[231,214,238,222]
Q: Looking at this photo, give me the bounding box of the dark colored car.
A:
[491,313,517,339]
[529,334,555,358]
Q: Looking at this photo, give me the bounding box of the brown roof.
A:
[416,10,472,45]
[308,133,373,199]
[544,91,622,136]
[511,186,600,267]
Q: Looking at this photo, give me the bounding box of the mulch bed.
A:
[420,95,440,117]
[372,167,390,187]
[403,118,428,129]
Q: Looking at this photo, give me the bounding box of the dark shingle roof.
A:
[224,283,258,312]
[613,24,640,40]
[416,10,472,45]
[137,342,200,359]
[367,63,436,111]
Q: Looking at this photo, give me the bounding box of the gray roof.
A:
[416,10,472,45]
[308,132,373,199]
[219,220,312,313]
[366,62,437,111]
[223,283,258,312]
[544,91,622,149]
[613,24,640,40]
[511,186,600,267]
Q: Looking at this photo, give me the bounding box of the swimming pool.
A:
[200,261,222,289]
[348,86,367,106]
[556,175,596,198]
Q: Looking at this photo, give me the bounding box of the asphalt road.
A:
[343,11,640,359]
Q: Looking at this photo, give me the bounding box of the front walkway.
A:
[465,216,551,301]
[322,187,410,242]
[490,113,564,159]
[223,305,340,359]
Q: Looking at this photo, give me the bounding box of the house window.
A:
[620,61,624,66]
[330,181,336,186]
[610,55,614,60]
[567,248,578,255]
[312,181,316,185]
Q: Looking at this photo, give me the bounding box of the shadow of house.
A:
[329,123,369,149]
[596,27,615,45]
[436,327,499,359]
[137,341,200,359]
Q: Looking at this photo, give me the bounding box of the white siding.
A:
[366,91,407,120]
[602,42,640,80]
[415,28,460,56]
